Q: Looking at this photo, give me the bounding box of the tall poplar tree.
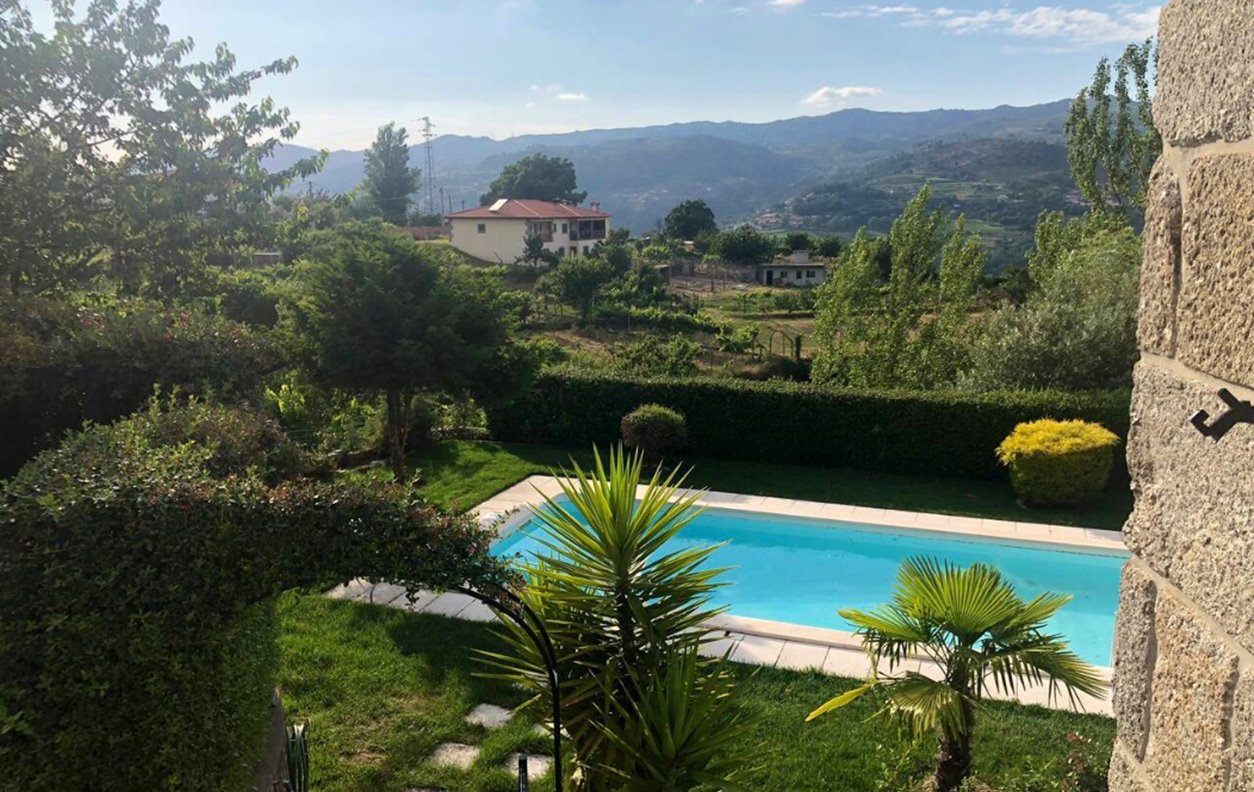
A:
[362,123,420,225]
[1064,39,1160,223]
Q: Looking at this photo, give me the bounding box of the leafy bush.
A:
[963,216,1140,391]
[0,402,509,792]
[489,370,1130,481]
[613,334,703,377]
[996,419,1120,506]
[211,266,283,327]
[0,294,280,476]
[598,304,722,334]
[715,322,760,353]
[771,288,816,314]
[621,404,688,462]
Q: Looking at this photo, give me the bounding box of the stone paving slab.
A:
[466,703,512,729]
[505,753,553,779]
[429,742,479,769]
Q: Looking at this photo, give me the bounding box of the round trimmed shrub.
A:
[621,404,687,463]
[996,419,1120,506]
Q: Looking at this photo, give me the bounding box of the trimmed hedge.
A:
[489,371,1130,481]
[0,403,510,792]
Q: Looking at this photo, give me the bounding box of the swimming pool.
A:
[493,501,1127,666]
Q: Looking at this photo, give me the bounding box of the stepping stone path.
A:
[466,703,512,729]
[428,742,479,770]
[506,753,553,779]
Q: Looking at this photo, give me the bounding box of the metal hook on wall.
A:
[1190,388,1254,442]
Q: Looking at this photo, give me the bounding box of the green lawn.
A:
[410,440,1132,531]
[278,595,1115,792]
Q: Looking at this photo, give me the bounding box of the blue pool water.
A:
[493,502,1127,666]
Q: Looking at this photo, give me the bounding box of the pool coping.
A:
[331,475,1125,716]
[478,475,1128,555]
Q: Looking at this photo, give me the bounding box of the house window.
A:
[806,270,815,278]
[583,245,590,255]
[561,223,568,234]
[477,223,486,234]
[558,246,565,257]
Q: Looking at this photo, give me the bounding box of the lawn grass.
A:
[410,440,1132,531]
[278,595,1115,792]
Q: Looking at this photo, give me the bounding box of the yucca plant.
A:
[285,722,310,792]
[480,445,748,791]
[600,644,750,792]
[807,558,1105,792]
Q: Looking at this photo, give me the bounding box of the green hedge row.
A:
[488,371,1131,481]
[0,402,510,792]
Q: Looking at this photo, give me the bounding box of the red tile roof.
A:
[446,199,609,220]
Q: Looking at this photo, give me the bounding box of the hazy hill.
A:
[758,138,1084,270]
[269,99,1076,241]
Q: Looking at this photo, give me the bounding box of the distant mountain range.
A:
[268,99,1079,264]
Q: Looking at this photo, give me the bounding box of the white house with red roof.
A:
[445,198,611,263]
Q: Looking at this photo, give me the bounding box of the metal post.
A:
[456,587,563,792]
[518,754,529,792]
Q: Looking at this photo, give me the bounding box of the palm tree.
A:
[481,446,747,791]
[807,557,1105,792]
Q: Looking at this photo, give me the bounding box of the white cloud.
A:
[943,6,1160,43]
[819,4,1159,45]
[524,84,589,104]
[802,85,884,106]
[769,0,807,7]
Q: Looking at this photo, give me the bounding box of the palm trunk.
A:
[932,701,974,792]
[385,388,409,483]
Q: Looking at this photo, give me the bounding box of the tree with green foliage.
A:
[662,198,717,240]
[0,0,323,296]
[1064,39,1160,222]
[590,240,635,276]
[544,255,615,321]
[603,261,670,309]
[812,186,985,389]
[361,122,420,225]
[483,448,748,791]
[963,211,1141,391]
[517,232,559,268]
[284,221,517,480]
[782,231,813,252]
[814,235,844,259]
[710,225,777,266]
[808,558,1104,792]
[480,153,587,205]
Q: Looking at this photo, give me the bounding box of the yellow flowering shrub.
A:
[996,419,1120,507]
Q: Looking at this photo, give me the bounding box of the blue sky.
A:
[154,0,1159,149]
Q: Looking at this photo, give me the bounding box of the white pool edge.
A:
[480,474,1128,555]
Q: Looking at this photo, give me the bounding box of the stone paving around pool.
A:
[328,475,1123,717]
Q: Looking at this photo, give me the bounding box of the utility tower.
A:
[418,116,437,217]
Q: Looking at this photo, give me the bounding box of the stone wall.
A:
[1110,2,1254,790]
